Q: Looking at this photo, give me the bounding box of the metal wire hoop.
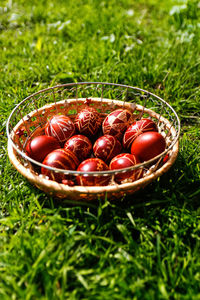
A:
[6,82,180,177]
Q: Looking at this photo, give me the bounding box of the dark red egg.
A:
[76,158,110,186]
[102,109,133,140]
[45,115,75,143]
[75,107,101,138]
[26,135,60,163]
[123,118,158,149]
[109,153,143,184]
[64,135,92,162]
[131,131,166,162]
[41,149,79,182]
[93,134,122,163]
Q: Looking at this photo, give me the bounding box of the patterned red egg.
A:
[64,135,92,162]
[123,118,158,149]
[109,153,143,184]
[131,131,166,162]
[75,107,101,138]
[26,135,60,163]
[76,158,111,186]
[93,135,122,163]
[45,115,75,143]
[102,109,133,140]
[41,149,79,182]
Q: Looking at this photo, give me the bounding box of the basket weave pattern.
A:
[7,83,180,201]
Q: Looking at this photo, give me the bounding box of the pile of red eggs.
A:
[25,104,166,186]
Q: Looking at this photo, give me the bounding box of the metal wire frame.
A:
[6,82,181,177]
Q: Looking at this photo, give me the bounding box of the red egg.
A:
[41,149,79,182]
[109,153,143,184]
[26,135,60,163]
[64,135,92,162]
[75,107,101,138]
[93,135,122,163]
[131,131,166,162]
[45,115,75,143]
[102,109,133,140]
[76,158,111,186]
[123,118,158,149]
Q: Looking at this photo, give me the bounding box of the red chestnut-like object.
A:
[75,107,101,138]
[41,149,79,182]
[45,115,75,143]
[123,118,158,149]
[102,109,133,140]
[26,135,60,163]
[131,131,166,162]
[64,135,92,162]
[93,134,122,163]
[76,158,110,186]
[110,153,143,184]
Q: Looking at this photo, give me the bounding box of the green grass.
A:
[0,0,200,299]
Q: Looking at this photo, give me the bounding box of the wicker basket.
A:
[7,82,180,202]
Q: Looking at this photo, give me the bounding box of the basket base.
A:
[34,181,142,201]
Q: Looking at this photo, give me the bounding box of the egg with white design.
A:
[123,118,158,149]
[102,109,133,140]
[45,115,75,143]
[75,107,101,138]
[93,135,122,163]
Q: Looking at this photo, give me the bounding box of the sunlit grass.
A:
[0,0,200,299]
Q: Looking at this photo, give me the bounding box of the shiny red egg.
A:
[26,135,60,163]
[131,131,166,162]
[75,107,101,138]
[123,118,158,149]
[93,134,122,163]
[45,115,75,143]
[41,149,79,182]
[76,158,111,186]
[102,109,133,140]
[64,135,92,162]
[109,153,143,184]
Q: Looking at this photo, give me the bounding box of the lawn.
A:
[0,0,200,299]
